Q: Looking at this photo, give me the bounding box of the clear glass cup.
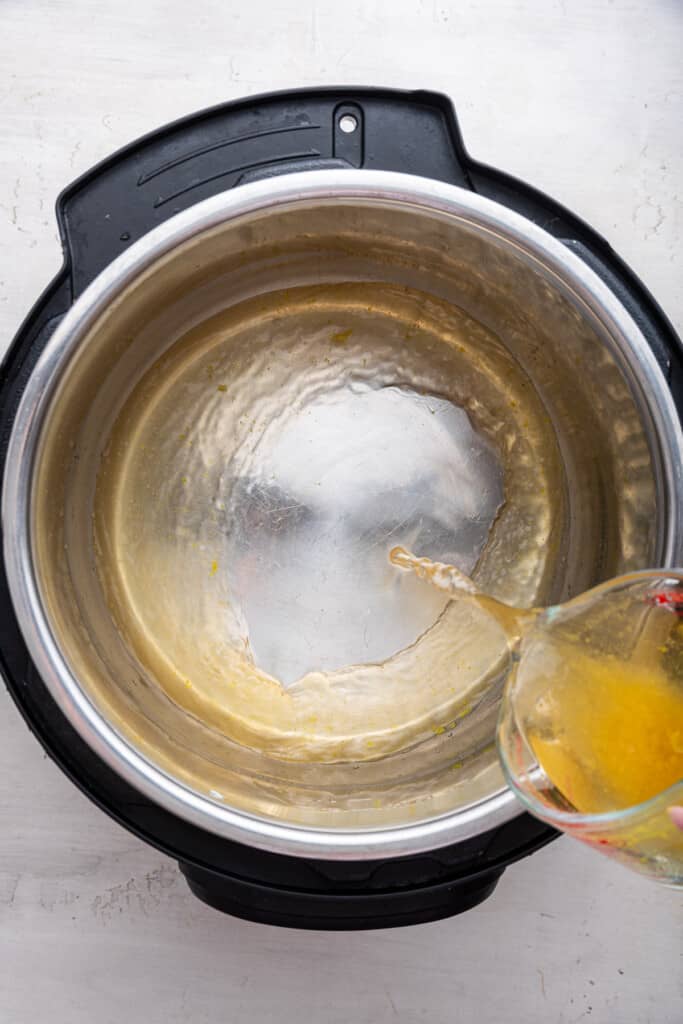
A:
[496,570,683,886]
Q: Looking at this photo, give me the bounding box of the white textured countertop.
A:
[1,2,681,1021]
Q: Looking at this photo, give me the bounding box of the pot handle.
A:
[24,86,682,389]
[178,858,503,930]
[55,88,474,297]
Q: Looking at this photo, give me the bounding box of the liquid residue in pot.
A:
[94,282,565,762]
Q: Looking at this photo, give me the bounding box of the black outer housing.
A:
[1,88,681,930]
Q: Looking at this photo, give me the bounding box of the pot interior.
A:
[31,188,664,834]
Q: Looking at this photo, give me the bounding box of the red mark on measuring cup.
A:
[645,589,683,615]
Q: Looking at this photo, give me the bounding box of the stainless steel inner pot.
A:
[4,170,682,858]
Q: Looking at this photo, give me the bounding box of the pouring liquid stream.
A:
[389,545,540,646]
[389,546,683,819]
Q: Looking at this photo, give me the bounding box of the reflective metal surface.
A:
[4,170,682,858]
[103,299,505,692]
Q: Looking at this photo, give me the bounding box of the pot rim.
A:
[4,169,682,859]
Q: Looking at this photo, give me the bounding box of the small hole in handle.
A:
[339,114,358,134]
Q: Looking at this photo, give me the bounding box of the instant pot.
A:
[2,88,682,929]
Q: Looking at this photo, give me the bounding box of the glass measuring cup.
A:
[390,550,683,885]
